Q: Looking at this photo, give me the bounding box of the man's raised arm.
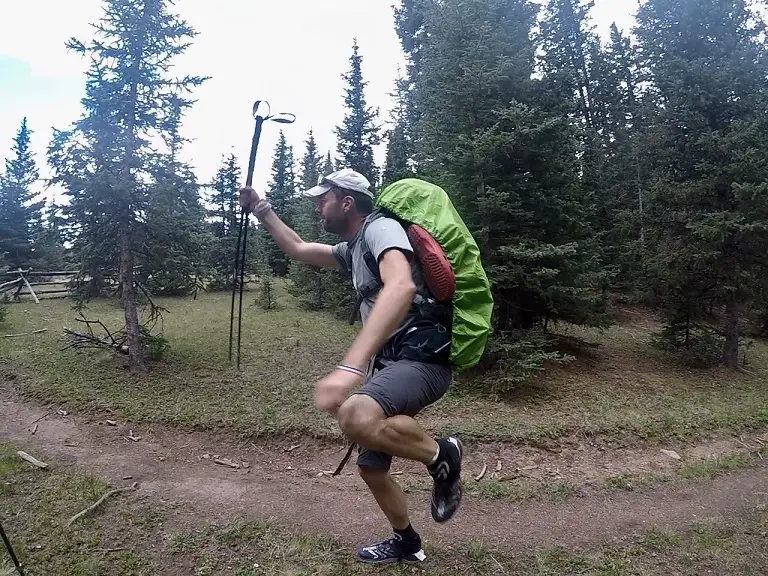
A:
[239,186,338,269]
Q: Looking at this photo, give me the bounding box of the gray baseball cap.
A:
[303,167,374,199]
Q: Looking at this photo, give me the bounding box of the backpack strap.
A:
[348,209,387,325]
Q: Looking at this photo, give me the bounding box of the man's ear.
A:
[341,195,354,213]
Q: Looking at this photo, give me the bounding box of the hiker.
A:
[238,167,464,565]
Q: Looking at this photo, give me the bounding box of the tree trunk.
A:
[119,222,144,373]
[117,2,149,374]
[723,292,740,368]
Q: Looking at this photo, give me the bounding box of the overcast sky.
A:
[0,0,639,206]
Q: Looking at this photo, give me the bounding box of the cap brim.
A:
[302,183,332,197]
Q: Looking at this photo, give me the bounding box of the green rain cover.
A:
[376,178,494,370]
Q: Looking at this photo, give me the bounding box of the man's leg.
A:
[337,360,464,526]
[353,447,426,564]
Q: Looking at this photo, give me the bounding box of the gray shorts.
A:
[354,359,452,470]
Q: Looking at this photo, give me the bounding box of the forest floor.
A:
[1,290,768,575]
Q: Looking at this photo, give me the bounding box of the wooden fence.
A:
[0,268,77,302]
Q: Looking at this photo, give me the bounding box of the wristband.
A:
[336,364,365,377]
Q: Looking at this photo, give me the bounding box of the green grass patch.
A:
[0,441,158,575]
[2,291,768,447]
[157,509,768,576]
[602,453,759,492]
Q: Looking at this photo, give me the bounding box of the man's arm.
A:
[240,189,338,269]
[340,247,416,370]
[255,206,338,268]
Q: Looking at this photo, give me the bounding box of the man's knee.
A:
[358,464,389,489]
[337,394,384,442]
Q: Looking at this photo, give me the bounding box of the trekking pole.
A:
[229,100,296,369]
[0,520,25,576]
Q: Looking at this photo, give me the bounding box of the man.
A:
[238,168,463,565]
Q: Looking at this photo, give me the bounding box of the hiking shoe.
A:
[428,436,463,522]
[356,534,426,564]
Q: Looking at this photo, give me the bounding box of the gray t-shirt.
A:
[332,214,427,325]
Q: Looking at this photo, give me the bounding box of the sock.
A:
[428,438,459,476]
[394,523,420,543]
[427,442,440,466]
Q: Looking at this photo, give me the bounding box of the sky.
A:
[0,0,639,208]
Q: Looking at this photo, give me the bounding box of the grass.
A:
[0,441,158,575]
[601,453,760,493]
[393,451,763,506]
[2,288,768,447]
[2,442,766,576]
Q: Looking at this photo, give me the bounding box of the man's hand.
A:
[314,368,363,414]
[238,186,260,213]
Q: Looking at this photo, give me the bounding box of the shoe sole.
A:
[357,550,427,564]
[432,437,465,523]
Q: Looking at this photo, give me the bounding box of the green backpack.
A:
[357,178,494,371]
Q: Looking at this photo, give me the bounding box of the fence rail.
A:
[1,268,78,302]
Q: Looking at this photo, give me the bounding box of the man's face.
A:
[313,190,349,235]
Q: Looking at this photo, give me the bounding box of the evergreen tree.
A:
[635,0,768,367]
[140,95,211,296]
[538,0,606,131]
[205,153,242,289]
[48,0,207,372]
[392,0,426,162]
[0,117,44,269]
[334,39,382,186]
[382,72,414,187]
[263,130,297,276]
[254,234,276,310]
[30,202,69,271]
[287,129,325,308]
[322,152,334,177]
[397,0,610,381]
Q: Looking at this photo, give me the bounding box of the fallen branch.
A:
[92,547,127,554]
[124,431,141,442]
[2,329,47,338]
[474,463,488,481]
[62,327,128,355]
[17,451,48,469]
[66,482,138,526]
[27,411,53,427]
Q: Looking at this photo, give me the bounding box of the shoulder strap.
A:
[348,209,388,324]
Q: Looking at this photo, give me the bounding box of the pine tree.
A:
[255,233,276,311]
[48,0,207,372]
[334,39,382,186]
[0,117,44,270]
[382,72,414,187]
[287,129,325,308]
[140,95,211,296]
[635,0,768,367]
[398,0,610,382]
[30,202,69,271]
[407,0,539,222]
[263,130,297,276]
[205,153,242,289]
[322,152,334,177]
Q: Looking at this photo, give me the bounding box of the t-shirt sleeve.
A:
[364,217,413,264]
[331,241,351,275]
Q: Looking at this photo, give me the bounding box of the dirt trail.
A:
[2,396,767,553]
